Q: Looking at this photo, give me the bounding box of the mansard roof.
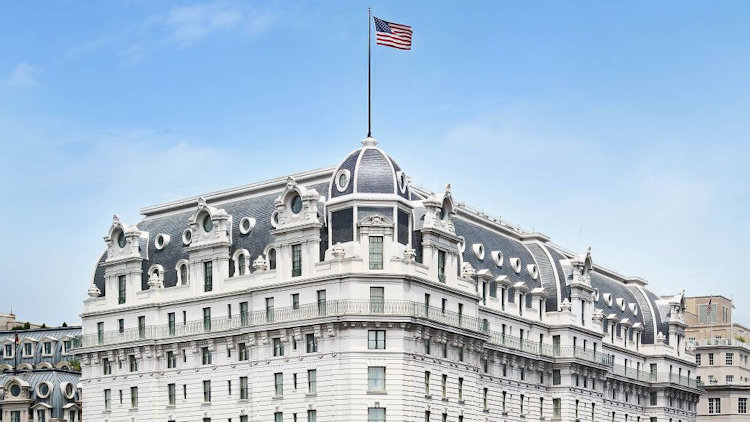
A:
[90,143,674,345]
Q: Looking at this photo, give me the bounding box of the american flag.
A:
[374,16,413,50]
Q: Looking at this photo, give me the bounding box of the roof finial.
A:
[361,137,378,147]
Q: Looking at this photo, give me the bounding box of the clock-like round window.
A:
[38,382,49,397]
[65,383,74,398]
[117,232,126,248]
[202,215,213,232]
[290,194,303,214]
[10,384,21,397]
[334,169,351,192]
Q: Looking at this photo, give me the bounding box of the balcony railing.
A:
[687,338,750,350]
[74,300,488,349]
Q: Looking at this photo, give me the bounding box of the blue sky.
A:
[1,1,748,326]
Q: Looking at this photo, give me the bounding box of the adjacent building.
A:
[686,296,750,420]
[0,326,82,422]
[75,138,702,422]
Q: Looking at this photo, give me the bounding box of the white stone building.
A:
[75,138,702,422]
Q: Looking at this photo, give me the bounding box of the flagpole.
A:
[367,7,372,138]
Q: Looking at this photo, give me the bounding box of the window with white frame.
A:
[739,397,747,414]
[708,398,721,414]
[368,330,385,349]
[368,408,386,422]
[727,353,734,365]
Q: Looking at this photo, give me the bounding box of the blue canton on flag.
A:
[374,16,413,50]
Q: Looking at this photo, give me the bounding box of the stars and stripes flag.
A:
[374,16,413,50]
[707,296,712,315]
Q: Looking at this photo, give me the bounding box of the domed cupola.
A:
[325,137,415,256]
[329,137,410,201]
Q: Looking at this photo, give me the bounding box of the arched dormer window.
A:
[268,248,277,270]
[232,249,250,276]
[175,260,189,286]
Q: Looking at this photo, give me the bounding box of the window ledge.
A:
[367,391,388,395]
[305,393,317,397]
[273,395,283,400]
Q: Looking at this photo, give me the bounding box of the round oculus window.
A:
[182,229,192,245]
[38,383,49,397]
[65,383,74,398]
[338,173,348,188]
[10,384,21,397]
[202,215,213,232]
[290,194,303,214]
[117,232,126,248]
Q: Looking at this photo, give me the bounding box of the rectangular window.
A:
[292,294,300,310]
[458,377,464,401]
[274,373,284,396]
[317,289,327,315]
[540,398,544,418]
[201,347,212,365]
[129,355,138,372]
[483,388,488,411]
[696,354,701,365]
[709,353,714,365]
[103,357,111,375]
[203,380,211,402]
[240,416,248,422]
[203,261,213,292]
[273,338,285,356]
[168,312,176,336]
[292,244,302,277]
[104,389,111,410]
[118,275,126,304]
[370,287,385,313]
[369,236,384,269]
[441,374,447,398]
[552,369,561,385]
[553,398,561,418]
[43,341,51,355]
[739,397,747,414]
[708,397,721,414]
[368,330,386,349]
[239,343,248,361]
[458,346,464,362]
[168,383,176,405]
[308,410,317,422]
[368,408,386,422]
[166,351,176,368]
[437,250,446,283]
[266,297,275,322]
[650,392,657,406]
[97,322,104,345]
[10,411,20,422]
[424,371,431,395]
[240,301,249,325]
[138,316,145,339]
[308,369,317,394]
[306,333,317,353]
[425,411,431,422]
[727,353,734,365]
[203,307,212,332]
[240,376,249,400]
[274,413,283,422]
[458,303,463,326]
[130,386,138,408]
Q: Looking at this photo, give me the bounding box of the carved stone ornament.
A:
[331,242,346,260]
[253,255,268,271]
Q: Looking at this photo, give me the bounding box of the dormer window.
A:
[179,263,189,285]
[117,231,126,248]
[9,383,21,397]
[202,214,213,232]
[23,343,33,357]
[237,253,247,275]
[4,344,14,358]
[290,193,303,214]
[43,342,52,356]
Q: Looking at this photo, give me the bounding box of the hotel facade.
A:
[75,138,702,421]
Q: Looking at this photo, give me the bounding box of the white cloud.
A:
[4,62,41,89]
[162,2,273,48]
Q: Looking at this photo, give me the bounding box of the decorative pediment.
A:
[186,197,231,249]
[272,176,322,231]
[103,215,146,264]
[421,184,456,235]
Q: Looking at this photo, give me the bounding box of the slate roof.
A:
[0,327,81,367]
[0,369,80,419]
[89,145,675,344]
